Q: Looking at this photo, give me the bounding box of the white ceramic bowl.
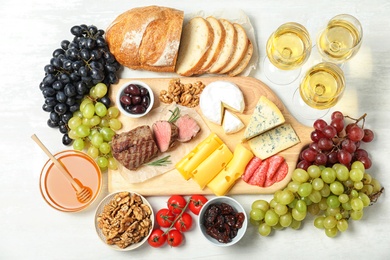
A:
[94,191,154,251]
[116,80,154,118]
[198,196,248,247]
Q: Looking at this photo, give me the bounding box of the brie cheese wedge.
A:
[222,110,245,134]
[199,81,245,125]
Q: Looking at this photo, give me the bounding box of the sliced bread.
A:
[175,17,214,76]
[219,23,249,74]
[207,19,237,74]
[196,17,226,74]
[228,39,253,77]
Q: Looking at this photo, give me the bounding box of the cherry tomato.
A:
[189,195,208,215]
[167,195,187,215]
[156,208,175,228]
[148,229,166,248]
[167,229,183,247]
[174,212,193,232]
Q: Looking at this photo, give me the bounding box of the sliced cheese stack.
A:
[199,81,245,134]
[207,143,254,196]
[191,143,233,189]
[176,16,253,77]
[175,133,253,196]
[243,95,300,159]
[175,133,223,180]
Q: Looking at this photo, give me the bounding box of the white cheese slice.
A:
[200,81,245,125]
[248,123,300,159]
[243,95,285,141]
[222,110,245,134]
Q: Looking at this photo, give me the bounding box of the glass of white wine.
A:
[317,14,363,64]
[263,22,312,85]
[292,62,345,119]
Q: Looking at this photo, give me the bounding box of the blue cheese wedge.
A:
[243,96,285,141]
[248,123,300,159]
[222,110,245,134]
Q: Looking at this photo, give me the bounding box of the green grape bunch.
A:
[249,112,384,238]
[68,83,122,170]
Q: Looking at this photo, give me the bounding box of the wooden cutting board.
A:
[108,76,312,196]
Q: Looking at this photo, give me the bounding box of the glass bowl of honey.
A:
[39,150,102,212]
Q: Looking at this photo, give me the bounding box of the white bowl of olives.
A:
[116,80,154,118]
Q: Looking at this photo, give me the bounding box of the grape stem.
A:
[369,187,385,205]
[345,113,367,128]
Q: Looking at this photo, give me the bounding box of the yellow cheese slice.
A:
[191,143,233,189]
[175,133,223,180]
[243,96,285,141]
[207,143,254,196]
[248,123,300,159]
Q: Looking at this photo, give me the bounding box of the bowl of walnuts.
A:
[94,191,154,251]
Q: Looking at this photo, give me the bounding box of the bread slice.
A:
[207,19,237,74]
[228,39,253,77]
[175,17,214,76]
[219,23,249,74]
[196,17,226,74]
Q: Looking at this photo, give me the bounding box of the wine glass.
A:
[292,62,345,119]
[263,22,312,85]
[317,14,363,64]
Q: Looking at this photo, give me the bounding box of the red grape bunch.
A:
[297,111,374,170]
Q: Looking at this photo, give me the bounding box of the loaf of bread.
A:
[105,6,184,72]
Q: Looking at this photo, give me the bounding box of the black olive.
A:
[125,84,141,95]
[141,95,150,108]
[139,86,149,96]
[120,95,132,106]
[131,95,142,105]
[130,105,146,114]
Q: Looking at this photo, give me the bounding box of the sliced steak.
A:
[175,114,201,142]
[111,125,159,170]
[152,120,179,152]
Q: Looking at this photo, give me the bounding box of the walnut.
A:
[96,192,152,249]
[159,78,205,107]
[180,93,193,106]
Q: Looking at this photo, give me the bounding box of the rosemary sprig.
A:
[168,107,181,123]
[147,155,172,167]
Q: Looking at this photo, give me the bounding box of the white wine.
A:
[317,14,362,63]
[266,22,312,70]
[299,62,345,110]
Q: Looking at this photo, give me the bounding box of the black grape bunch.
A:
[38,24,121,145]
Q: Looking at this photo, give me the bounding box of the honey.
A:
[40,150,102,212]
